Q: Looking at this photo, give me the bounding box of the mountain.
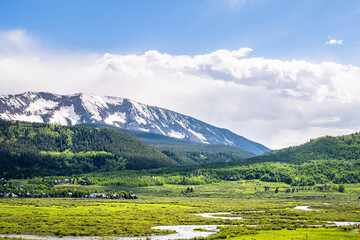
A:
[79,123,256,165]
[0,92,270,155]
[0,119,179,178]
[250,133,360,164]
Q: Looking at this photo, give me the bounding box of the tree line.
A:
[0,119,178,178]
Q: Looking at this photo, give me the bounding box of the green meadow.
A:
[0,121,360,239]
[1,180,359,239]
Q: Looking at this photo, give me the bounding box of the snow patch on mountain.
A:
[0,112,43,122]
[80,94,108,121]
[159,109,168,121]
[225,137,234,145]
[8,98,26,109]
[27,99,58,115]
[21,92,38,100]
[188,129,208,143]
[168,130,185,139]
[138,128,150,132]
[103,96,124,105]
[0,92,270,155]
[155,125,166,135]
[50,105,79,125]
[131,100,153,119]
[104,112,126,125]
[152,111,160,120]
[135,116,148,125]
[177,119,189,129]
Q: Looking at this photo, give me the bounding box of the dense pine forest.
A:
[0,120,258,178]
[79,123,256,165]
[250,133,360,164]
[1,119,360,186]
[0,119,178,178]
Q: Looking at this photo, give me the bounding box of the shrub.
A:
[338,184,345,192]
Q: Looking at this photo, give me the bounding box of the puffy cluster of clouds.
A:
[0,29,35,54]
[1,29,360,149]
[325,39,344,45]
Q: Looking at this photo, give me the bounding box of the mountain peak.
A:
[0,91,270,155]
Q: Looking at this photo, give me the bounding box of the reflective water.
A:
[0,225,220,240]
[325,221,360,227]
[2,208,358,240]
[195,212,244,220]
[294,205,320,211]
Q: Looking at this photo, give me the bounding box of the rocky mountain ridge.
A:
[0,92,270,155]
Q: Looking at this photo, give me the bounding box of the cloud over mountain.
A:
[1,29,360,149]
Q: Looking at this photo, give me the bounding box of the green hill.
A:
[250,133,360,164]
[0,120,178,178]
[78,123,255,164]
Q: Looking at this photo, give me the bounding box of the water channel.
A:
[2,207,359,240]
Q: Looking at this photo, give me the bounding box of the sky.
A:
[0,0,360,149]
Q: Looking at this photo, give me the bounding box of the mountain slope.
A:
[0,92,270,155]
[250,133,360,164]
[0,119,178,178]
[79,123,255,165]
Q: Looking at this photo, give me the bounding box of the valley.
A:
[0,117,359,239]
[2,0,359,239]
[0,180,359,239]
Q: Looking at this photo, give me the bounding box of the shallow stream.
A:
[2,207,359,240]
[0,225,220,240]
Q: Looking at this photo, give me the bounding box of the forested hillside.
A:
[78,159,360,186]
[0,92,270,155]
[79,123,255,165]
[250,133,360,164]
[0,120,178,178]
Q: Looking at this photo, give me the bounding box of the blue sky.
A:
[1,0,359,63]
[0,0,360,149]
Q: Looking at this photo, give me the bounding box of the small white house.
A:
[89,193,98,198]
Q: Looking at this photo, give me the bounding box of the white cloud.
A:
[231,47,253,57]
[325,39,344,45]
[1,30,360,149]
[0,29,40,55]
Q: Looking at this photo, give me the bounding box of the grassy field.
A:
[1,181,359,239]
[211,227,359,240]
[52,180,360,198]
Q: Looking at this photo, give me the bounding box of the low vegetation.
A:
[0,120,360,239]
[0,181,359,238]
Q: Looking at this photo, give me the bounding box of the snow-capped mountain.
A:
[0,92,270,155]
